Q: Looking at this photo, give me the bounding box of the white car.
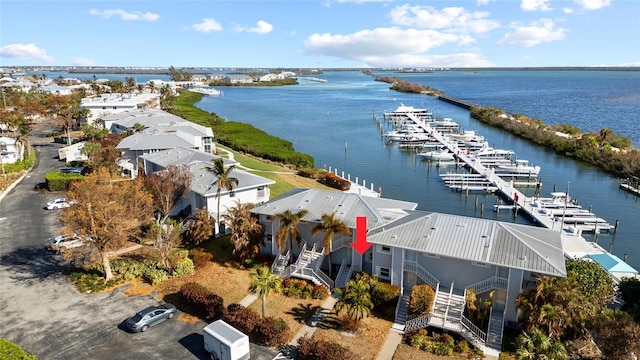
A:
[49,234,85,251]
[46,198,74,210]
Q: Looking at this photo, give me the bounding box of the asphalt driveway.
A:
[0,127,277,360]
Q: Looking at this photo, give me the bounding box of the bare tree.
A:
[61,167,154,279]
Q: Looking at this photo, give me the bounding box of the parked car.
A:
[58,166,84,174]
[45,198,74,210]
[125,303,177,333]
[49,234,85,251]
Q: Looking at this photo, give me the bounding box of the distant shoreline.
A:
[7,66,640,76]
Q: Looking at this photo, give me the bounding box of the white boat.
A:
[428,117,459,134]
[384,124,428,141]
[532,192,581,209]
[417,149,455,161]
[449,130,484,142]
[384,103,434,122]
[495,159,540,177]
[473,147,515,160]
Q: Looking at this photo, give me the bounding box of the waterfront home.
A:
[80,93,161,126]
[251,187,566,351]
[101,109,211,136]
[0,136,23,164]
[115,116,214,176]
[222,74,253,84]
[140,147,275,236]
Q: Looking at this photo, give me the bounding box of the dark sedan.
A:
[125,303,177,333]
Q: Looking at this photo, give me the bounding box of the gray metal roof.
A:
[367,211,566,277]
[250,188,418,229]
[139,147,230,168]
[102,109,213,136]
[117,131,196,150]
[189,161,275,197]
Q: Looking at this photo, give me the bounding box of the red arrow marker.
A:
[351,216,373,255]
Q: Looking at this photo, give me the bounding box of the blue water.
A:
[195,71,640,270]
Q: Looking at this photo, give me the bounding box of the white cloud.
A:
[563,7,575,14]
[191,18,223,33]
[72,57,97,66]
[304,27,487,67]
[0,43,54,62]
[477,0,491,5]
[88,9,159,21]
[498,19,566,47]
[388,5,500,34]
[574,0,611,10]
[236,20,274,35]
[521,0,552,12]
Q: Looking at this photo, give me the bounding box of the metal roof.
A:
[367,211,566,277]
[250,188,417,229]
[189,161,275,197]
[139,147,227,168]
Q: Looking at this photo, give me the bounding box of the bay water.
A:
[195,70,640,270]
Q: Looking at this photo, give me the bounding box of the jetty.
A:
[393,112,638,282]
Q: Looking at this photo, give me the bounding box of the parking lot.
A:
[0,128,277,360]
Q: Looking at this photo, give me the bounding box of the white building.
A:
[140,147,275,236]
[58,141,89,163]
[0,136,23,164]
[80,93,161,126]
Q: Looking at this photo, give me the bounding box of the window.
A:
[378,245,391,254]
[229,191,235,198]
[378,267,390,281]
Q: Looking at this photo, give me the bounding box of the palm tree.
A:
[515,327,568,360]
[205,158,239,237]
[311,211,351,278]
[226,201,264,262]
[274,209,309,258]
[249,266,283,319]
[335,279,373,322]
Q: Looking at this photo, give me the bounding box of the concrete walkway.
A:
[239,292,259,307]
[288,293,338,346]
[375,328,404,360]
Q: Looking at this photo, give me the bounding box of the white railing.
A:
[461,315,487,343]
[487,307,505,348]
[331,235,352,251]
[289,244,334,290]
[404,261,439,289]
[271,250,290,275]
[335,257,352,288]
[465,276,508,294]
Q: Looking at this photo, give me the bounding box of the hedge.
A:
[44,170,84,191]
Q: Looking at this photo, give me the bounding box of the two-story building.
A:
[80,93,161,126]
[251,187,566,352]
[140,147,274,236]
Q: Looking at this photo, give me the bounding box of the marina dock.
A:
[388,111,638,282]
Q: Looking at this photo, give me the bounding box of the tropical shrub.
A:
[251,317,290,347]
[282,278,315,299]
[169,250,195,278]
[296,335,353,360]
[223,303,261,334]
[110,259,146,280]
[409,284,435,316]
[311,284,329,300]
[189,248,213,269]
[179,282,225,321]
[321,172,351,191]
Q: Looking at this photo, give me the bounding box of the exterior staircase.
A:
[392,295,410,331]
[334,258,352,289]
[286,244,334,290]
[486,308,505,349]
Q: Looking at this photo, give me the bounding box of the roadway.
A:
[0,124,276,360]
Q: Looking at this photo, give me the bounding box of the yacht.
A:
[495,159,540,178]
[384,103,434,122]
[384,124,428,142]
[417,149,455,161]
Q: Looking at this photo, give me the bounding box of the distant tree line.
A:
[471,107,640,178]
[374,76,443,96]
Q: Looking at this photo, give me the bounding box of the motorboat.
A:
[189,86,222,96]
[417,149,455,161]
[384,103,434,122]
[449,130,484,143]
[428,117,459,134]
[384,124,428,141]
[495,159,540,177]
[532,192,581,209]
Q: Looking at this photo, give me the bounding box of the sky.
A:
[1,0,639,68]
